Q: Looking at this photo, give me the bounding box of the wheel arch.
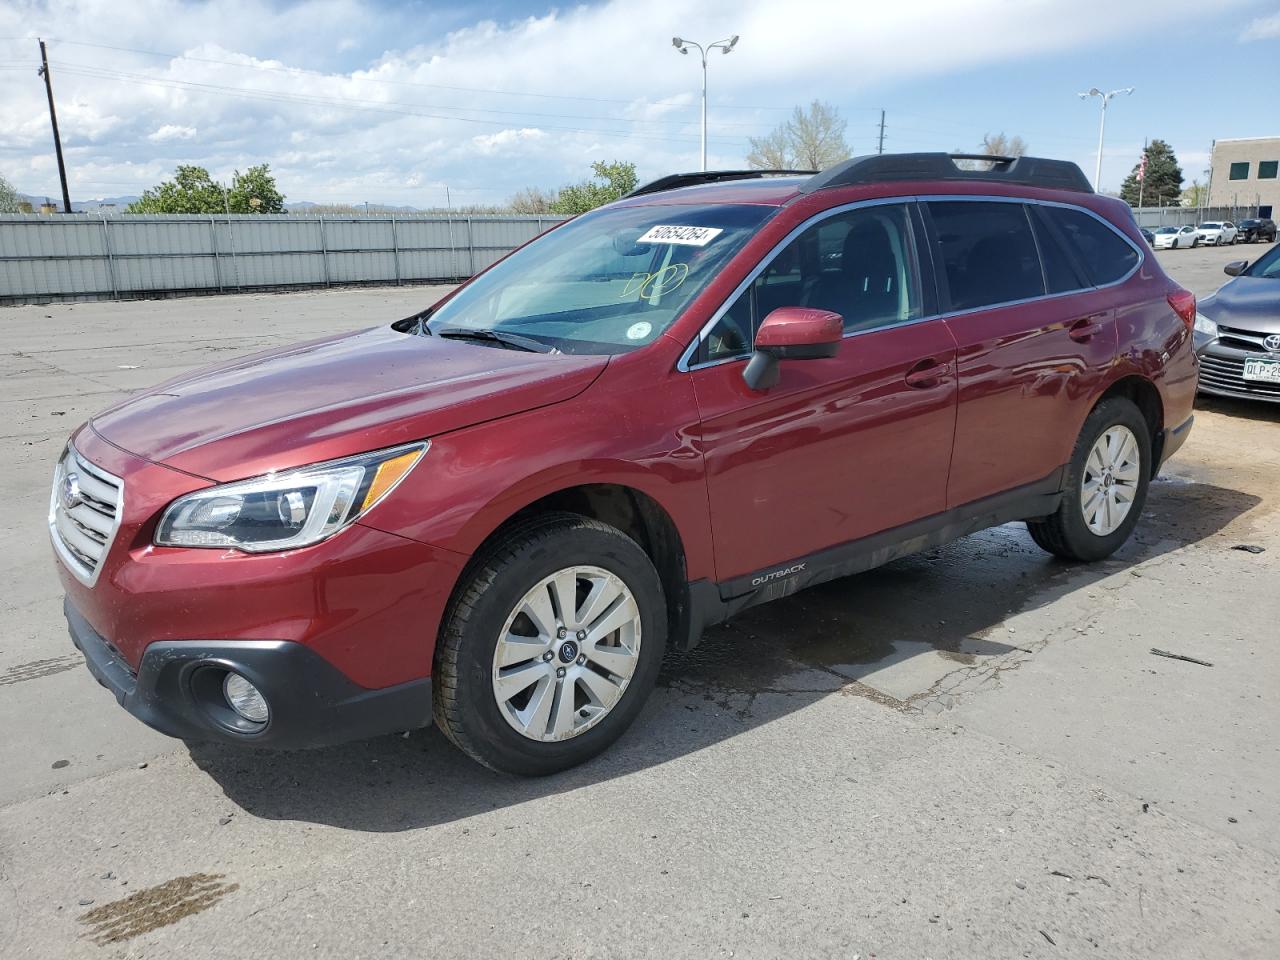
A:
[445,474,699,656]
[1095,374,1164,463]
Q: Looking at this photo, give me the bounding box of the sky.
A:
[2,0,1279,207]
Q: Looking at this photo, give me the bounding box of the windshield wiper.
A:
[433,327,552,353]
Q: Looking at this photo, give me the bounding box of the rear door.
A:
[923,198,1125,508]
[688,201,958,587]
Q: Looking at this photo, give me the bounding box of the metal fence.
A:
[1130,204,1262,230]
[0,213,567,304]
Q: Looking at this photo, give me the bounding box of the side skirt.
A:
[678,468,1064,649]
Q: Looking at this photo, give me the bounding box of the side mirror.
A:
[1224,260,1247,277]
[742,307,843,390]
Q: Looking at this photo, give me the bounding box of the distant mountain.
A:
[14,193,427,214]
[17,193,139,212]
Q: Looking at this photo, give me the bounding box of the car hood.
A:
[90,326,609,481]
[1200,276,1280,334]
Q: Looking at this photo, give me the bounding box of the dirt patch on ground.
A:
[78,873,238,945]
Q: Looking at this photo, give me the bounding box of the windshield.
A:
[1155,227,1178,234]
[420,203,776,354]
[1199,223,1220,229]
[1244,243,1280,279]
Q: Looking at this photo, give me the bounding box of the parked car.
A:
[1152,225,1199,249]
[1140,227,1155,246]
[1196,221,1239,246]
[51,153,1198,774]
[1194,242,1280,402]
[1236,218,1277,243]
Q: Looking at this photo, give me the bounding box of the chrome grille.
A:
[1199,354,1280,398]
[48,446,124,586]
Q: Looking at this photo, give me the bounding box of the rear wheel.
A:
[1027,398,1151,562]
[433,513,666,775]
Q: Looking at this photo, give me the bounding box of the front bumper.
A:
[66,599,433,749]
[1197,342,1280,403]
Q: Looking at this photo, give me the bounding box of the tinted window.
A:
[699,204,921,363]
[1259,160,1278,180]
[1029,208,1087,294]
[1229,162,1249,180]
[1042,207,1140,286]
[927,201,1044,311]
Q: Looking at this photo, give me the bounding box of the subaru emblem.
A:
[1264,334,1280,353]
[60,472,82,512]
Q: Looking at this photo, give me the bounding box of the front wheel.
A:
[433,512,667,775]
[1027,397,1151,562]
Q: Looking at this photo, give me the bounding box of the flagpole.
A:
[1137,138,1146,212]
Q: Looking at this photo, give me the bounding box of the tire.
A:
[433,512,666,775]
[1026,397,1152,562]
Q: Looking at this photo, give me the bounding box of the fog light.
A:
[223,673,269,723]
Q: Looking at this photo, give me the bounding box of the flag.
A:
[1137,153,1147,182]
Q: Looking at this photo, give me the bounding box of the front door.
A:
[688,202,958,589]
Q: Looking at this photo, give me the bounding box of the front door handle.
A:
[905,358,951,388]
[1069,315,1105,342]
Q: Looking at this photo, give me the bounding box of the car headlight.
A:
[1193,311,1218,337]
[155,442,427,552]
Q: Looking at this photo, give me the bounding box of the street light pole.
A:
[1077,86,1134,192]
[672,35,739,172]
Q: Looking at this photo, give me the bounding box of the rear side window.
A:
[1041,206,1139,286]
[1028,209,1087,294]
[927,201,1044,311]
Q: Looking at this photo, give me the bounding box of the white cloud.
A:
[1239,12,1280,40]
[0,0,1245,205]
[471,127,546,154]
[147,124,197,142]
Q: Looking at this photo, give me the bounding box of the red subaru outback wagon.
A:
[51,154,1198,775]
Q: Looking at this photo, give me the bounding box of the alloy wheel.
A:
[1080,425,1141,536]
[491,565,642,742]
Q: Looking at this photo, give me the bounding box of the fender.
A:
[358,365,718,583]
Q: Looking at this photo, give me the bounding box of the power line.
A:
[40,37,798,113]
[51,62,750,147]
[48,57,772,131]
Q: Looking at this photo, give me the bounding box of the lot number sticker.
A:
[637,225,723,246]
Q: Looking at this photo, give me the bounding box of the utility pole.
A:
[877,110,886,155]
[37,39,73,214]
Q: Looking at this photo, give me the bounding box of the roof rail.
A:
[626,169,816,199]
[799,153,1094,195]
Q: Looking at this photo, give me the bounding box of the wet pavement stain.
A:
[0,655,82,686]
[659,476,1259,713]
[78,874,238,945]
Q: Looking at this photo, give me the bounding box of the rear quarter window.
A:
[1042,207,1139,286]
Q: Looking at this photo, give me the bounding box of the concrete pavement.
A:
[1,259,1278,958]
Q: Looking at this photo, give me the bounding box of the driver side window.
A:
[697,203,921,364]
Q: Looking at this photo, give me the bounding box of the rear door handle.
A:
[1068,315,1105,342]
[905,358,951,388]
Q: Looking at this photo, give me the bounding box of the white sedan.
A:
[1196,221,1239,245]
[1151,225,1200,249]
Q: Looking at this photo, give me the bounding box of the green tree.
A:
[0,174,22,213]
[551,161,638,215]
[127,164,286,214]
[226,164,286,213]
[747,100,851,171]
[1120,140,1183,208]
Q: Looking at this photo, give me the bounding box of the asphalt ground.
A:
[1,245,1278,958]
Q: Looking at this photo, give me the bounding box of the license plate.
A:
[1243,356,1280,383]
